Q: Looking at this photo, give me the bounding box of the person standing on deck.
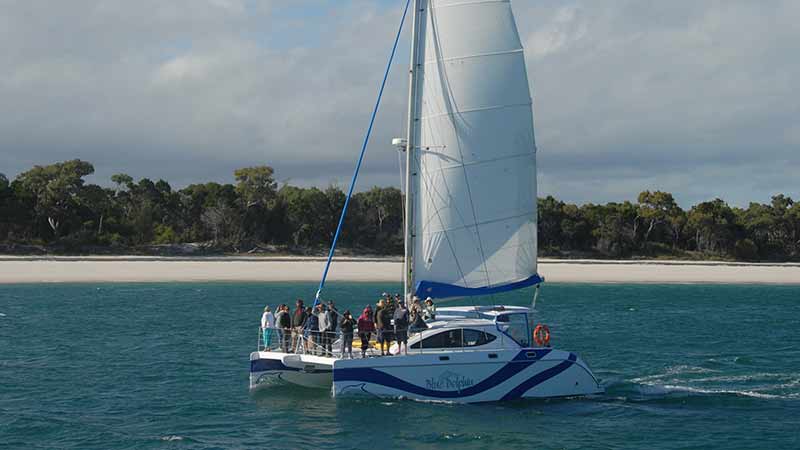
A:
[393,300,409,355]
[260,306,275,349]
[325,302,339,356]
[327,301,340,347]
[357,305,375,358]
[317,304,330,356]
[378,300,393,356]
[273,305,285,350]
[291,299,307,352]
[277,304,292,352]
[374,299,386,355]
[304,306,319,355]
[384,297,396,352]
[339,310,356,359]
[410,299,428,333]
[423,297,437,321]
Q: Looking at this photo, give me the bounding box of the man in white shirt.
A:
[261,306,275,349]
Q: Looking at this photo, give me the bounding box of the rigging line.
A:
[314,0,412,306]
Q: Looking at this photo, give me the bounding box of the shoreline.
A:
[1,256,799,285]
[1,255,799,267]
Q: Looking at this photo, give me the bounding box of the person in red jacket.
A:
[357,306,375,358]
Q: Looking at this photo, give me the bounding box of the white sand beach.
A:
[0,256,799,285]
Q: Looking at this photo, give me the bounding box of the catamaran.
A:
[250,0,602,402]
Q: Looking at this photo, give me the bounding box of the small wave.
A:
[0,312,6,317]
[658,384,787,400]
[690,373,796,383]
[160,435,184,442]
[630,365,718,383]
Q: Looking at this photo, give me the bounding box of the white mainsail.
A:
[411,0,540,298]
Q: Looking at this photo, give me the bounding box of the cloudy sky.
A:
[1,0,798,207]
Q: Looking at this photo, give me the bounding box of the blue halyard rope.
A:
[314,0,412,306]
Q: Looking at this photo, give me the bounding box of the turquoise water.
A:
[1,282,799,449]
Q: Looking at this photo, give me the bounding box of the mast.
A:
[403,0,422,301]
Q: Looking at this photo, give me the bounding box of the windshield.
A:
[496,313,530,347]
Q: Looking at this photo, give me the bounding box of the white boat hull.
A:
[331,348,602,403]
[249,352,333,389]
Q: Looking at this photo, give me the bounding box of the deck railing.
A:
[257,323,525,358]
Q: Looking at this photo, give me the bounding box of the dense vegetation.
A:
[1,160,798,261]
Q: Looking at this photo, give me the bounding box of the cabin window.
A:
[411,329,496,349]
[498,313,531,347]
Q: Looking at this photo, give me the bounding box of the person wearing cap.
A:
[260,306,275,349]
[423,297,436,321]
[393,300,410,355]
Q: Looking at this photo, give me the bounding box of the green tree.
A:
[636,190,684,252]
[278,186,333,248]
[111,173,134,191]
[560,203,593,251]
[234,166,277,209]
[349,187,403,253]
[77,184,114,237]
[14,159,95,238]
[0,173,11,239]
[179,182,240,244]
[537,196,566,251]
[687,199,738,255]
[592,202,638,257]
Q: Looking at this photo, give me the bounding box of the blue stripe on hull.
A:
[501,353,577,400]
[250,358,332,373]
[333,350,572,400]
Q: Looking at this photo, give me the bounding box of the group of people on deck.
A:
[259,292,437,358]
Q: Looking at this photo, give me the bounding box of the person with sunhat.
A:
[423,297,436,321]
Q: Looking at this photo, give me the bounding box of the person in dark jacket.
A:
[357,306,375,358]
[304,306,320,355]
[339,310,356,358]
[277,304,292,352]
[327,301,340,331]
[379,302,393,356]
[374,299,386,355]
[323,305,336,355]
[393,300,410,355]
[291,299,307,352]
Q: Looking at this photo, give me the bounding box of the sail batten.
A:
[411,0,539,299]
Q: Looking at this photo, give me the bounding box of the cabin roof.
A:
[437,305,530,317]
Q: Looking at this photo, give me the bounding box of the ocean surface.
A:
[1,282,799,450]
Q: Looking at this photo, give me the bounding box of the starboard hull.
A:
[332,348,602,403]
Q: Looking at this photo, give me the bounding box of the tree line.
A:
[1,159,798,261]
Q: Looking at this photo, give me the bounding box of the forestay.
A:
[412,0,541,299]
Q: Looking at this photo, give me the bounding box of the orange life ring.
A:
[533,324,551,347]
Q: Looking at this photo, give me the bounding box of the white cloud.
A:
[0,0,797,206]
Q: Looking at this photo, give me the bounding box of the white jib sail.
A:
[412,0,538,297]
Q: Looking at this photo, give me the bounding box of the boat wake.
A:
[601,365,800,403]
